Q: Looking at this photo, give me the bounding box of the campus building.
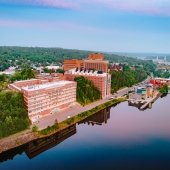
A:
[65,68,111,99]
[64,53,111,99]
[9,79,77,123]
[83,53,109,73]
[64,53,109,73]
[64,59,84,71]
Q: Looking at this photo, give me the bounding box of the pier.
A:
[128,93,161,110]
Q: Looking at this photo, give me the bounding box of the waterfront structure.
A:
[65,68,111,99]
[146,84,154,98]
[9,79,77,123]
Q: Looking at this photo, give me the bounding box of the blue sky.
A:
[0,0,170,53]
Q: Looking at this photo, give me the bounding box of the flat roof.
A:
[66,69,107,77]
[83,59,109,63]
[22,80,75,91]
[14,79,38,83]
[155,78,170,81]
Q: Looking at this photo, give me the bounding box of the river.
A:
[0,95,170,170]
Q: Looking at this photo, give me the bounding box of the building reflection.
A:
[79,107,111,126]
[26,124,76,159]
[0,124,76,162]
[0,107,111,163]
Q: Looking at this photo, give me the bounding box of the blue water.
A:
[0,95,170,170]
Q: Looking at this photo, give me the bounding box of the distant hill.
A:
[112,52,170,61]
[0,46,155,71]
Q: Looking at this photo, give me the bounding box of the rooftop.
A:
[83,59,109,63]
[66,68,107,77]
[22,80,75,91]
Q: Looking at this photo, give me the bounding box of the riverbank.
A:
[39,97,126,136]
[0,97,126,154]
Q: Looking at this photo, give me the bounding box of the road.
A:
[36,78,150,130]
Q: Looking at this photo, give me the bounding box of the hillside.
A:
[0,46,155,72]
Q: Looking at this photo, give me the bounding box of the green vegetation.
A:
[11,65,35,82]
[56,68,64,74]
[32,125,39,132]
[154,70,170,78]
[158,84,169,94]
[39,97,126,136]
[0,74,9,91]
[43,67,64,74]
[0,65,35,88]
[111,65,148,93]
[0,46,155,71]
[74,76,101,105]
[0,91,30,138]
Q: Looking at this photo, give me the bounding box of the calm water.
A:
[0,95,170,170]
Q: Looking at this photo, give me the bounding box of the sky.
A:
[0,0,170,53]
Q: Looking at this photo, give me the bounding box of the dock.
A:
[128,92,161,110]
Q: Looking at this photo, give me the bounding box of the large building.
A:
[64,53,109,73]
[84,53,109,73]
[65,68,111,99]
[64,59,84,72]
[9,79,77,123]
[64,53,111,99]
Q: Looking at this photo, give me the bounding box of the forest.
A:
[0,46,156,72]
[111,65,148,93]
[0,91,30,138]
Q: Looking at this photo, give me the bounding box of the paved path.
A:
[36,98,110,130]
[35,78,149,130]
[35,88,129,130]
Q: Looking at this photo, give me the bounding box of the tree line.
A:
[0,91,30,138]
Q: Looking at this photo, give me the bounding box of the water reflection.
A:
[79,107,111,126]
[0,107,110,163]
[1,96,170,170]
[0,124,76,162]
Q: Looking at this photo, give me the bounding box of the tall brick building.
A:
[9,79,77,123]
[64,59,84,72]
[65,68,111,99]
[64,53,108,73]
[64,53,111,99]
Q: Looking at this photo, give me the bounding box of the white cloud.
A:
[1,0,170,16]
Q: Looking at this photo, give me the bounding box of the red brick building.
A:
[88,53,104,60]
[64,53,109,73]
[149,78,170,87]
[65,68,111,99]
[64,59,84,71]
[9,79,77,123]
[64,53,111,98]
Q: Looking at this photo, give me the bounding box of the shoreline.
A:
[0,97,127,154]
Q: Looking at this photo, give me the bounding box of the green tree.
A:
[74,76,101,105]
